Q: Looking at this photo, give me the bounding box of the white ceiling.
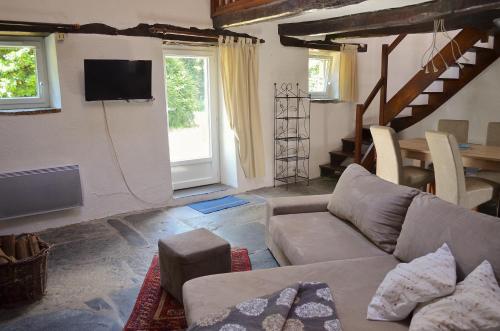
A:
[274,0,432,25]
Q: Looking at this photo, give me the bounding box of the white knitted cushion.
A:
[410,260,500,331]
[367,243,456,321]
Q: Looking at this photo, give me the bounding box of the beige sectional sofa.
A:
[183,164,500,330]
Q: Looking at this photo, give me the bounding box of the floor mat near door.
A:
[188,196,249,214]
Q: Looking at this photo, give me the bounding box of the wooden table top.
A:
[399,138,500,171]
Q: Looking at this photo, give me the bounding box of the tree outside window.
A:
[308,50,340,100]
[165,57,206,129]
[0,46,38,99]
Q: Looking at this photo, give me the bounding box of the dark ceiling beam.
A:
[324,10,500,39]
[280,35,367,52]
[278,0,500,38]
[0,20,264,44]
[212,0,368,28]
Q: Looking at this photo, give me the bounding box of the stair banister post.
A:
[379,43,389,125]
[355,104,364,164]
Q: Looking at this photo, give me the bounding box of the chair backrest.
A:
[487,122,500,147]
[425,131,467,206]
[370,125,403,184]
[437,119,469,144]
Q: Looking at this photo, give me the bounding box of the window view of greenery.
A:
[165,55,211,163]
[308,57,328,94]
[165,57,206,129]
[0,46,38,99]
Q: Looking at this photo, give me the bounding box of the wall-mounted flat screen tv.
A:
[84,59,152,101]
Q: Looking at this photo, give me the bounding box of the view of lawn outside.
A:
[0,46,38,99]
[165,56,211,163]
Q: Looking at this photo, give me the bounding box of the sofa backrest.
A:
[328,164,420,253]
[394,192,500,283]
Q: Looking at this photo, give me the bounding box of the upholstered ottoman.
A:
[158,228,231,302]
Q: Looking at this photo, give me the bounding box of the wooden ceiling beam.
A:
[0,20,264,44]
[212,0,368,28]
[280,35,367,52]
[278,0,500,38]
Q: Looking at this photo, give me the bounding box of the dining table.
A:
[399,138,500,171]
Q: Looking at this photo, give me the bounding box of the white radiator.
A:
[0,165,83,220]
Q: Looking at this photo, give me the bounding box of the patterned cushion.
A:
[367,244,456,321]
[410,260,500,331]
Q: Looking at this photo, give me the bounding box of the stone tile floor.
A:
[0,178,337,331]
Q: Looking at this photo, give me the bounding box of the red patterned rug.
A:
[124,248,252,331]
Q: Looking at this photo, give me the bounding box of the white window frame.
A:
[163,46,221,190]
[0,37,50,110]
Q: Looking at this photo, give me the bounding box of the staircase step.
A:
[410,105,434,115]
[437,77,460,81]
[320,163,347,178]
[470,46,495,53]
[329,150,353,166]
[341,137,372,153]
[390,116,414,132]
[469,46,497,60]
[330,151,354,166]
[451,63,475,68]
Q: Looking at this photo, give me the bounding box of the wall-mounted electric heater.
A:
[0,165,83,220]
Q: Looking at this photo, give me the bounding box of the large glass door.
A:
[164,47,220,190]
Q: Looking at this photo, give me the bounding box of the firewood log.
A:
[28,235,41,256]
[0,235,16,259]
[15,236,29,260]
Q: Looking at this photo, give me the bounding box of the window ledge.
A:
[0,107,61,116]
[310,99,342,104]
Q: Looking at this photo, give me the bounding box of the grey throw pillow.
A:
[328,164,420,253]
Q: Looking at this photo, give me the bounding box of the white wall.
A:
[0,0,212,28]
[0,0,212,234]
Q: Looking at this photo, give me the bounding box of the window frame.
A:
[0,36,50,110]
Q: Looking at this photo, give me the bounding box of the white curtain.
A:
[339,44,358,102]
[219,36,265,178]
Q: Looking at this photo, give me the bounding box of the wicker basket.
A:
[0,235,50,308]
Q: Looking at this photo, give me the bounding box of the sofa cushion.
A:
[410,260,500,331]
[327,164,420,253]
[367,244,456,321]
[394,192,500,282]
[269,212,387,265]
[267,194,332,216]
[183,255,409,331]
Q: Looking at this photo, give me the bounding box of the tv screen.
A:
[84,59,152,101]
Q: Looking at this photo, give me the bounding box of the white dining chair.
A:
[425,131,498,211]
[370,126,434,189]
[437,119,469,144]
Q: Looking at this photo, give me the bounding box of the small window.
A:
[0,37,49,109]
[308,50,339,100]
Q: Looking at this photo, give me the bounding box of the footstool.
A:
[158,228,231,302]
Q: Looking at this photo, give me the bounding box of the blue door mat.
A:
[188,196,249,214]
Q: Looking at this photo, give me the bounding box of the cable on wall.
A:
[101,100,169,206]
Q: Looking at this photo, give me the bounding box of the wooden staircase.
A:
[320,128,373,177]
[320,28,499,176]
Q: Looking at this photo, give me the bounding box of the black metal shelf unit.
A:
[274,83,311,188]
